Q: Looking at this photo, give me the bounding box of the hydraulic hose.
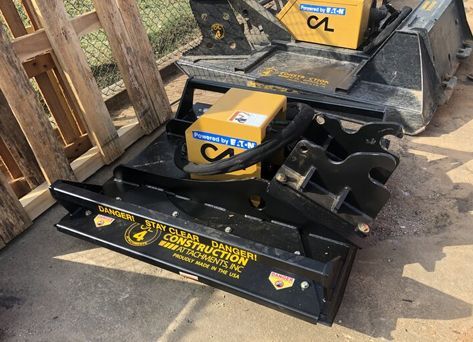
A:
[181,103,316,176]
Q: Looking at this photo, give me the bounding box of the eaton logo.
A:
[192,131,257,150]
[299,4,347,15]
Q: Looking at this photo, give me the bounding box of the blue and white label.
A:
[192,131,258,150]
[299,4,347,16]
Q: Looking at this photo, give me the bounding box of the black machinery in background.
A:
[178,0,472,134]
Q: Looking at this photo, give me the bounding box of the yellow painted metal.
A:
[185,88,287,180]
[277,0,372,49]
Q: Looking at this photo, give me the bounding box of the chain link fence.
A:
[64,0,200,98]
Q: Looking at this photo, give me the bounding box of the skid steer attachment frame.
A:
[178,0,472,134]
[51,79,403,325]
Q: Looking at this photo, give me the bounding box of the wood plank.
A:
[20,0,41,30]
[64,134,93,160]
[0,170,31,246]
[19,182,51,222]
[115,0,172,125]
[11,11,101,63]
[0,1,28,36]
[71,122,143,181]
[21,0,95,136]
[0,158,10,180]
[4,3,85,147]
[0,24,75,183]
[30,0,123,164]
[101,37,200,103]
[52,66,89,135]
[21,0,91,136]
[0,91,44,188]
[22,53,54,78]
[11,29,49,62]
[9,177,31,198]
[48,68,88,135]
[35,72,82,144]
[21,122,151,220]
[0,137,23,180]
[93,0,172,134]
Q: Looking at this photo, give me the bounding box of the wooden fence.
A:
[0,0,172,248]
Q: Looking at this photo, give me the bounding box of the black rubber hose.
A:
[363,6,412,54]
[182,103,316,176]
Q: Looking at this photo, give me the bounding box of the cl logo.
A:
[211,23,225,40]
[307,16,335,32]
[201,143,235,162]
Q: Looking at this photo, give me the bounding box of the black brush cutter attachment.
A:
[51,79,403,325]
[178,0,472,134]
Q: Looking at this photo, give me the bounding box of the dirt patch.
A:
[374,55,473,241]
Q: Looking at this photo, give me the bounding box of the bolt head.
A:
[115,197,122,201]
[85,210,92,216]
[300,281,310,290]
[315,115,326,125]
[224,226,232,233]
[172,211,179,217]
[294,251,301,255]
[356,223,370,234]
[275,173,287,183]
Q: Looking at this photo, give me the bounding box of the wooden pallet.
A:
[0,0,173,247]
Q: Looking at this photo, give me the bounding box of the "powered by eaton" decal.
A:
[192,131,258,150]
[300,4,347,16]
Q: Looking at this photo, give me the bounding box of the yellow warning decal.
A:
[159,227,257,279]
[101,203,259,280]
[269,271,295,290]
[260,67,277,77]
[94,215,115,228]
[124,223,161,247]
[98,205,136,222]
[247,80,291,93]
[259,67,330,88]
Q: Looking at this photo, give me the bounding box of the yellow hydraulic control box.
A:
[277,0,372,49]
[185,88,287,179]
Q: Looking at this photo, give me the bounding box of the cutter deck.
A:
[52,140,357,324]
[51,79,403,325]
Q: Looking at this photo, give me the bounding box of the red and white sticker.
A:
[229,111,267,127]
[268,271,295,290]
